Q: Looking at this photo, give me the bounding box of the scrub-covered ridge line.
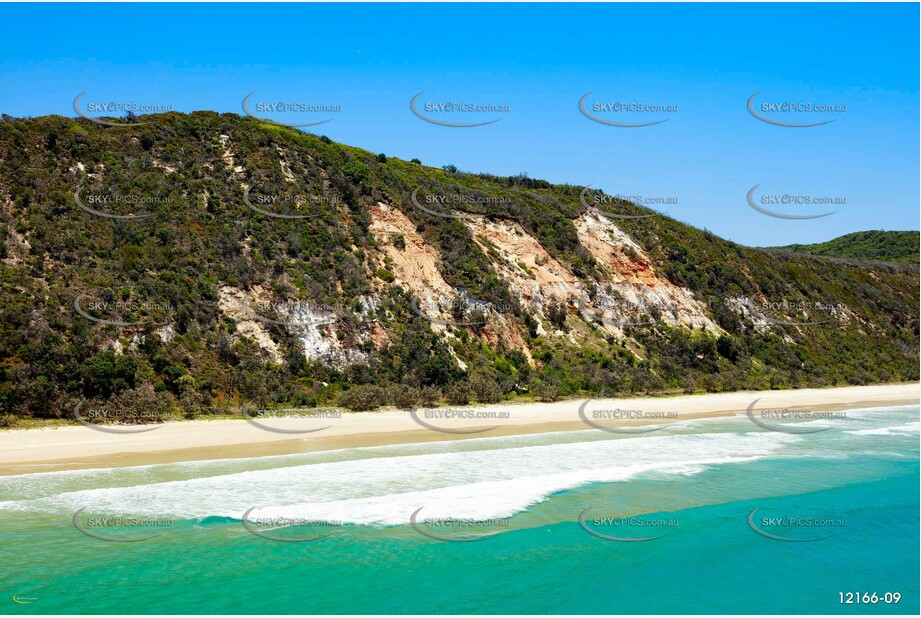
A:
[0,111,917,424]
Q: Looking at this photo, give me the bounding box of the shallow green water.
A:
[2,406,918,614]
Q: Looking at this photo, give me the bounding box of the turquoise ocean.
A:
[1,404,918,614]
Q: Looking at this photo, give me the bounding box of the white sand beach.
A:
[1,383,917,473]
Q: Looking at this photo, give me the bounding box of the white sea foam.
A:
[1,430,798,524]
[845,421,921,436]
[2,405,915,524]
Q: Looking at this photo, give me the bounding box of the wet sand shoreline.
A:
[1,383,917,475]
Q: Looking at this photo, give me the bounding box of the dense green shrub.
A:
[470,376,502,403]
[531,380,561,402]
[338,385,385,411]
[444,381,473,406]
[419,385,441,407]
[388,384,420,409]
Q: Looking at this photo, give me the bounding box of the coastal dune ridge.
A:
[0,383,917,472]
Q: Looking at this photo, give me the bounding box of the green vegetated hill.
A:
[0,111,917,424]
[768,231,920,264]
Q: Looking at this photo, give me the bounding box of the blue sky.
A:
[0,2,917,246]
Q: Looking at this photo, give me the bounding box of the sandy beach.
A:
[1,383,917,474]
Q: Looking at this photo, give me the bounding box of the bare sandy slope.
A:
[1,383,917,474]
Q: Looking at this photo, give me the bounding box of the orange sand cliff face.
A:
[575,211,660,287]
[284,201,720,369]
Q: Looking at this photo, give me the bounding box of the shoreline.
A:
[1,382,917,475]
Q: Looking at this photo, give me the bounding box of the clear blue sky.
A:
[0,2,917,246]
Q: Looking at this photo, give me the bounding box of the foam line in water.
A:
[1,431,799,522]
